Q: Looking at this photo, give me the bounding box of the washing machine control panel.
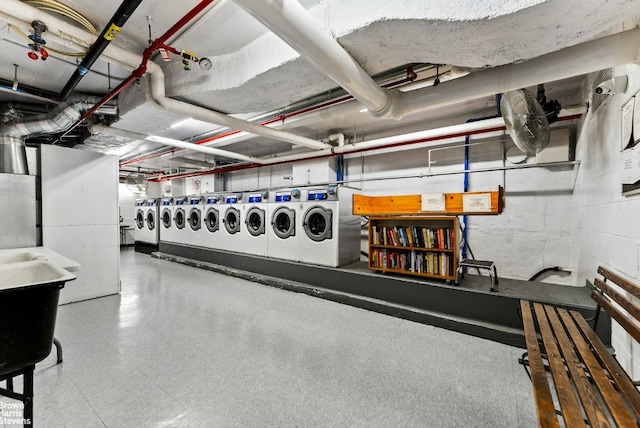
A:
[206,194,222,204]
[146,199,158,206]
[135,199,146,206]
[248,191,268,203]
[307,189,337,201]
[189,196,203,205]
[225,193,242,204]
[175,197,188,205]
[275,189,300,202]
[161,198,173,206]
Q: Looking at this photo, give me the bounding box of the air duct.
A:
[0,98,97,174]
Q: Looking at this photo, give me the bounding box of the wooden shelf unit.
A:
[368,216,459,281]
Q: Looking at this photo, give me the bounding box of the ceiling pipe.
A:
[145,110,584,182]
[231,0,640,121]
[58,0,144,100]
[1,0,330,152]
[89,124,264,164]
[402,29,640,115]
[233,0,400,119]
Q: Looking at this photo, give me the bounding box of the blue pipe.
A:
[462,94,502,260]
[336,155,345,183]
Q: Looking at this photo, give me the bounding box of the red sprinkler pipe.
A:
[56,0,215,142]
[144,113,583,182]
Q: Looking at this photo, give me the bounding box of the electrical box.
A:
[536,128,572,164]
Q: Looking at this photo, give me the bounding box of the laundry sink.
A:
[0,259,76,292]
[0,251,46,264]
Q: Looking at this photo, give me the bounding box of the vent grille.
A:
[592,68,613,112]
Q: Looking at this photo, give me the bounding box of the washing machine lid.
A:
[303,206,332,242]
[245,207,265,236]
[272,207,295,239]
[223,207,240,234]
[205,207,219,233]
[135,209,145,229]
[189,207,202,231]
[161,208,172,228]
[174,208,186,229]
[146,210,156,230]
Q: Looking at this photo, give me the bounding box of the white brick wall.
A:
[572,63,640,374]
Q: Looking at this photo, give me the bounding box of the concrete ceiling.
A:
[0,0,638,175]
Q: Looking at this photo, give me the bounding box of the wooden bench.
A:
[520,266,640,427]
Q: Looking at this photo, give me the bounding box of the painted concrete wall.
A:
[572,63,640,377]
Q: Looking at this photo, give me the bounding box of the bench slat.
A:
[597,267,640,300]
[542,304,612,427]
[521,301,561,428]
[592,291,640,344]
[532,303,586,427]
[557,308,636,427]
[571,310,640,421]
[594,278,640,323]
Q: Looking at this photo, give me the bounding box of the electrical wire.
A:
[23,0,98,35]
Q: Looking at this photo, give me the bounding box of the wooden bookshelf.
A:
[368,216,459,282]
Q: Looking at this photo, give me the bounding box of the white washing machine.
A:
[185,195,205,247]
[141,198,159,245]
[134,199,146,242]
[298,185,361,267]
[267,188,303,261]
[163,196,188,245]
[201,193,223,250]
[159,197,173,243]
[241,190,269,256]
[220,192,245,253]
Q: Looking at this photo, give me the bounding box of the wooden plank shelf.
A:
[353,187,504,216]
[370,244,455,252]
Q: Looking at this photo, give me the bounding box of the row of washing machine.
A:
[134,186,361,267]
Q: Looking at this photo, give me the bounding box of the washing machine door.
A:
[224,207,240,234]
[205,208,219,233]
[174,208,185,230]
[303,206,332,241]
[161,208,172,229]
[272,207,295,239]
[245,207,265,236]
[189,208,201,231]
[146,210,156,230]
[135,210,145,229]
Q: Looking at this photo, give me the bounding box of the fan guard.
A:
[125,172,148,194]
[500,89,550,154]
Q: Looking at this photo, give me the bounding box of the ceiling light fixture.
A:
[170,118,192,128]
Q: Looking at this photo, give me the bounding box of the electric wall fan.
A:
[125,172,148,194]
[500,84,561,154]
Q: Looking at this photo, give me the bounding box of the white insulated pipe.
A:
[88,124,264,164]
[232,0,398,118]
[402,28,640,115]
[1,0,330,151]
[145,71,329,150]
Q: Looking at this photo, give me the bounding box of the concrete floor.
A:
[2,249,538,427]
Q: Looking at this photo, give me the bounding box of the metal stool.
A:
[456,259,498,292]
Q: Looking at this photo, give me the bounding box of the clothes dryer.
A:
[241,190,269,256]
[221,192,244,253]
[267,188,302,261]
[298,185,360,267]
[202,193,223,250]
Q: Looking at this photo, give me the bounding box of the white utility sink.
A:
[0,251,46,264]
[0,259,76,291]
